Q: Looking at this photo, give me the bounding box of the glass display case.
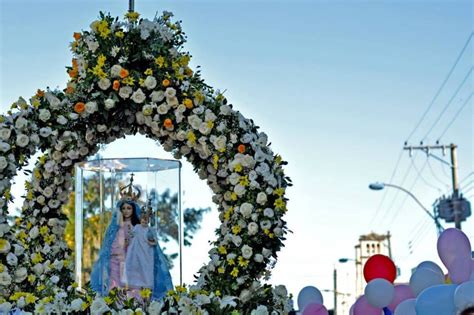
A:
[74,157,182,294]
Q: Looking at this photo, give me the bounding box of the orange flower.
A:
[183,98,193,109]
[185,68,193,76]
[36,89,45,98]
[68,69,78,78]
[238,144,245,153]
[113,80,120,91]
[119,68,129,79]
[163,118,173,129]
[65,86,75,94]
[162,79,170,87]
[72,58,78,69]
[74,102,85,113]
[73,32,81,41]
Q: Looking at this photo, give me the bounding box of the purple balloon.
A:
[388,284,415,311]
[302,302,329,315]
[448,256,472,284]
[353,295,382,315]
[437,228,471,269]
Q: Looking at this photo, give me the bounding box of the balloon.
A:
[365,278,395,308]
[349,303,355,315]
[416,284,457,315]
[416,261,444,276]
[302,302,329,315]
[382,307,392,315]
[454,281,474,311]
[470,259,474,281]
[437,228,471,269]
[387,284,415,311]
[364,254,397,283]
[394,298,416,315]
[409,267,445,296]
[297,286,324,311]
[353,295,382,315]
[448,256,472,284]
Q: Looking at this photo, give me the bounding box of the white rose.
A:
[248,222,259,235]
[6,252,17,266]
[32,263,43,275]
[45,93,61,109]
[29,226,39,239]
[239,289,252,303]
[188,115,202,130]
[254,254,264,263]
[0,272,12,286]
[85,101,98,114]
[0,128,11,141]
[145,76,157,89]
[157,103,170,115]
[40,127,53,138]
[0,157,7,170]
[142,104,154,116]
[0,302,12,313]
[234,184,246,196]
[38,109,51,122]
[104,98,115,110]
[86,39,99,52]
[15,117,28,129]
[98,78,111,90]
[51,275,59,283]
[13,244,24,256]
[110,65,122,78]
[167,96,179,107]
[69,112,79,120]
[212,135,227,151]
[151,90,165,102]
[0,142,10,152]
[91,298,110,315]
[70,298,83,312]
[16,134,29,147]
[131,88,146,104]
[232,235,242,247]
[14,267,27,283]
[240,203,254,218]
[97,124,107,132]
[251,305,269,315]
[257,192,268,205]
[260,220,272,230]
[79,146,89,156]
[262,248,272,258]
[199,122,211,135]
[205,109,217,122]
[119,86,133,99]
[242,245,253,259]
[164,87,176,98]
[56,115,68,125]
[263,208,274,218]
[273,227,282,237]
[228,173,240,186]
[220,104,232,115]
[135,112,145,125]
[48,199,60,209]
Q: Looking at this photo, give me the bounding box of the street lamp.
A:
[369,182,445,235]
[333,258,357,315]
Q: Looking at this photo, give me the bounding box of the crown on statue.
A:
[119,173,141,202]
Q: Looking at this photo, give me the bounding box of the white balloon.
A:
[409,267,445,296]
[297,286,323,311]
[394,298,417,315]
[454,280,474,311]
[417,261,444,277]
[365,278,395,308]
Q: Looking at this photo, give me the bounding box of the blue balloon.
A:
[416,284,457,315]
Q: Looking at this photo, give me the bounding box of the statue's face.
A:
[121,203,134,219]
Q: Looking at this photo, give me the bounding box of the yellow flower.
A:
[0,239,10,253]
[213,154,219,169]
[218,246,227,255]
[34,169,42,180]
[37,285,46,292]
[230,192,238,201]
[44,234,55,245]
[144,68,153,76]
[104,296,113,305]
[275,154,283,165]
[125,11,140,22]
[10,292,24,301]
[40,226,49,236]
[218,267,225,274]
[232,225,241,235]
[97,20,110,38]
[115,31,125,38]
[193,91,205,105]
[3,189,10,200]
[239,176,249,187]
[215,290,221,297]
[227,258,235,266]
[238,256,249,268]
[179,55,191,66]
[122,76,135,86]
[206,120,214,129]
[32,252,44,264]
[234,164,242,173]
[176,285,187,293]
[41,296,53,304]
[155,56,166,68]
[273,187,285,197]
[64,260,72,268]
[274,198,286,211]
[97,54,106,66]
[26,222,32,229]
[28,275,36,283]
[140,288,152,299]
[26,190,34,201]
[187,131,196,144]
[25,294,37,304]
[0,264,4,272]
[183,98,193,109]
[230,267,239,278]
[31,98,40,108]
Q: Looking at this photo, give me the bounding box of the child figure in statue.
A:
[124,212,156,290]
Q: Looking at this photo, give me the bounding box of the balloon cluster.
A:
[297,286,328,315]
[350,228,474,315]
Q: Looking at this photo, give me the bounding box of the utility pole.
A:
[386,231,392,259]
[404,143,464,229]
[333,267,337,315]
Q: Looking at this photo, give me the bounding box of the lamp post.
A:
[333,258,356,315]
[369,182,444,235]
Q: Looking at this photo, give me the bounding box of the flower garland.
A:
[0,11,292,314]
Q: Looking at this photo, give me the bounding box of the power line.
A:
[405,32,473,142]
[460,172,474,185]
[411,156,444,193]
[422,66,473,141]
[426,158,451,191]
[438,91,473,141]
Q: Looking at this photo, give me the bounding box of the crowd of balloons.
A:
[296,228,474,315]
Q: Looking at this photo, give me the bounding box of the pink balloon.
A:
[302,302,329,315]
[448,256,472,284]
[437,228,471,269]
[388,284,415,311]
[353,295,382,315]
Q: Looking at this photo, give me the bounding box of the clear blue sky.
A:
[1,0,472,310]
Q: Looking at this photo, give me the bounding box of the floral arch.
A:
[0,11,291,314]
